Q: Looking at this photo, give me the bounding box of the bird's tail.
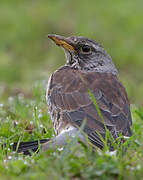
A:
[11,139,49,155]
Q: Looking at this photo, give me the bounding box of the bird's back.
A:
[46,65,132,149]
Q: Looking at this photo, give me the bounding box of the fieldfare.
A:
[12,35,132,155]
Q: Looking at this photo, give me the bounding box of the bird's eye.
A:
[81,45,91,54]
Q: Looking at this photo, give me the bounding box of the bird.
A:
[11,34,132,155]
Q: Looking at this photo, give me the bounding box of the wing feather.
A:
[47,66,132,149]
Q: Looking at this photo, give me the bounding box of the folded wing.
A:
[47,66,132,149]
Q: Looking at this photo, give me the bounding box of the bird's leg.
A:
[41,127,88,151]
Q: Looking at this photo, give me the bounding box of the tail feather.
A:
[11,139,49,155]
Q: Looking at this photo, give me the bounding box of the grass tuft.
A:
[0,81,143,180]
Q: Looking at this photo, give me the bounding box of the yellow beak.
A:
[48,34,75,52]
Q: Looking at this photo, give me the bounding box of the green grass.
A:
[0,81,143,180]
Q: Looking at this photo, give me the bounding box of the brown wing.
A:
[47,66,132,149]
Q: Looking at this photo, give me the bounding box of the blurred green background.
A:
[0,0,143,105]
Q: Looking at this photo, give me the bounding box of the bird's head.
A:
[48,34,118,74]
